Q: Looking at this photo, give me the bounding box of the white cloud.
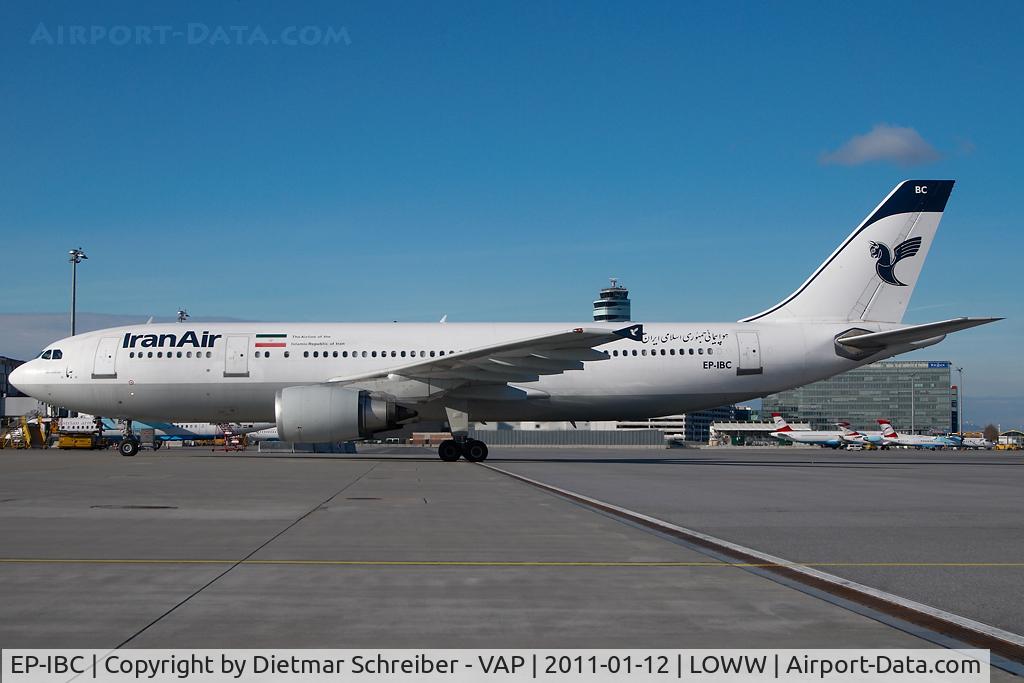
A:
[820,124,941,167]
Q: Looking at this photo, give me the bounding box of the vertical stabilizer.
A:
[771,413,793,432]
[743,180,954,323]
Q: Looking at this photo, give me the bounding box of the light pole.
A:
[956,366,964,437]
[69,248,88,336]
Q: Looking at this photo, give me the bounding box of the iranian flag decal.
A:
[255,333,287,348]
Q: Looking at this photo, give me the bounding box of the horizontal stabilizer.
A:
[838,317,1001,349]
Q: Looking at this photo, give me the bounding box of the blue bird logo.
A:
[869,236,922,286]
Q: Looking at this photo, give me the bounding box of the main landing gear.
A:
[437,438,489,462]
[118,438,140,457]
[118,419,140,457]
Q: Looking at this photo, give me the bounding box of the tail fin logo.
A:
[869,236,923,286]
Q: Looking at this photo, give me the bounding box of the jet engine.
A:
[275,385,417,443]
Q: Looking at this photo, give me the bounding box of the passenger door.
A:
[92,337,119,379]
[736,331,763,376]
[223,335,250,378]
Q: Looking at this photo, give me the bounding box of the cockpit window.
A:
[52,350,63,360]
[41,350,52,360]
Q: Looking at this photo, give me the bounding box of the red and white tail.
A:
[878,420,897,437]
[838,422,860,436]
[771,413,793,432]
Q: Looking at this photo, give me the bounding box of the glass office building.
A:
[763,360,954,434]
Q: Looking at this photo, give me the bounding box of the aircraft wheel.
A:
[119,439,140,457]
[152,441,163,451]
[462,440,488,462]
[438,440,461,462]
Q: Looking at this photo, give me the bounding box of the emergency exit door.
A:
[736,331,763,376]
[224,335,250,377]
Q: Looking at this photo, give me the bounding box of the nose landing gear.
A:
[436,438,488,462]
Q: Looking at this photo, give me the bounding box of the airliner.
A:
[57,416,273,448]
[877,420,961,449]
[768,413,848,448]
[837,423,888,447]
[10,180,1000,460]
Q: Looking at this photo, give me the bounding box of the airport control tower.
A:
[593,278,631,322]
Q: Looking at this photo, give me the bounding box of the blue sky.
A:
[1,1,1021,423]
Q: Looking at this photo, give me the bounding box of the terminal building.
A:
[762,360,954,434]
[479,405,752,444]
[615,405,752,442]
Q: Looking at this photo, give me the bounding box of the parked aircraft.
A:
[768,413,848,448]
[58,416,273,448]
[10,180,1000,460]
[877,420,960,449]
[837,422,888,447]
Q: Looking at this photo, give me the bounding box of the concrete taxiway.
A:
[0,447,1020,677]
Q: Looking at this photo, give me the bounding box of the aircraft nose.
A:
[9,362,34,392]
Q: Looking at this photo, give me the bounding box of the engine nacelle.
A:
[275,385,416,443]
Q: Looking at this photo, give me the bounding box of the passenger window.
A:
[400,351,406,357]
[361,351,367,358]
[177,351,182,358]
[333,351,338,358]
[698,348,704,355]
[660,349,666,356]
[669,349,675,355]
[430,351,436,357]
[266,351,272,358]
[206,351,212,358]
[284,351,290,358]
[157,352,163,358]
[305,351,310,358]
[689,348,694,355]
[371,351,376,358]
[439,351,445,356]
[342,351,348,358]
[41,350,52,360]
[420,351,426,357]
[129,352,135,358]
[708,348,713,355]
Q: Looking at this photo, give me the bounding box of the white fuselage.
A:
[57,416,273,440]
[883,433,957,449]
[12,320,921,424]
[770,429,847,447]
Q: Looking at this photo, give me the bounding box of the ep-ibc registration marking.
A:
[1,649,990,682]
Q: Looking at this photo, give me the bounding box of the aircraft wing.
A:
[326,324,644,396]
[838,317,1001,350]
